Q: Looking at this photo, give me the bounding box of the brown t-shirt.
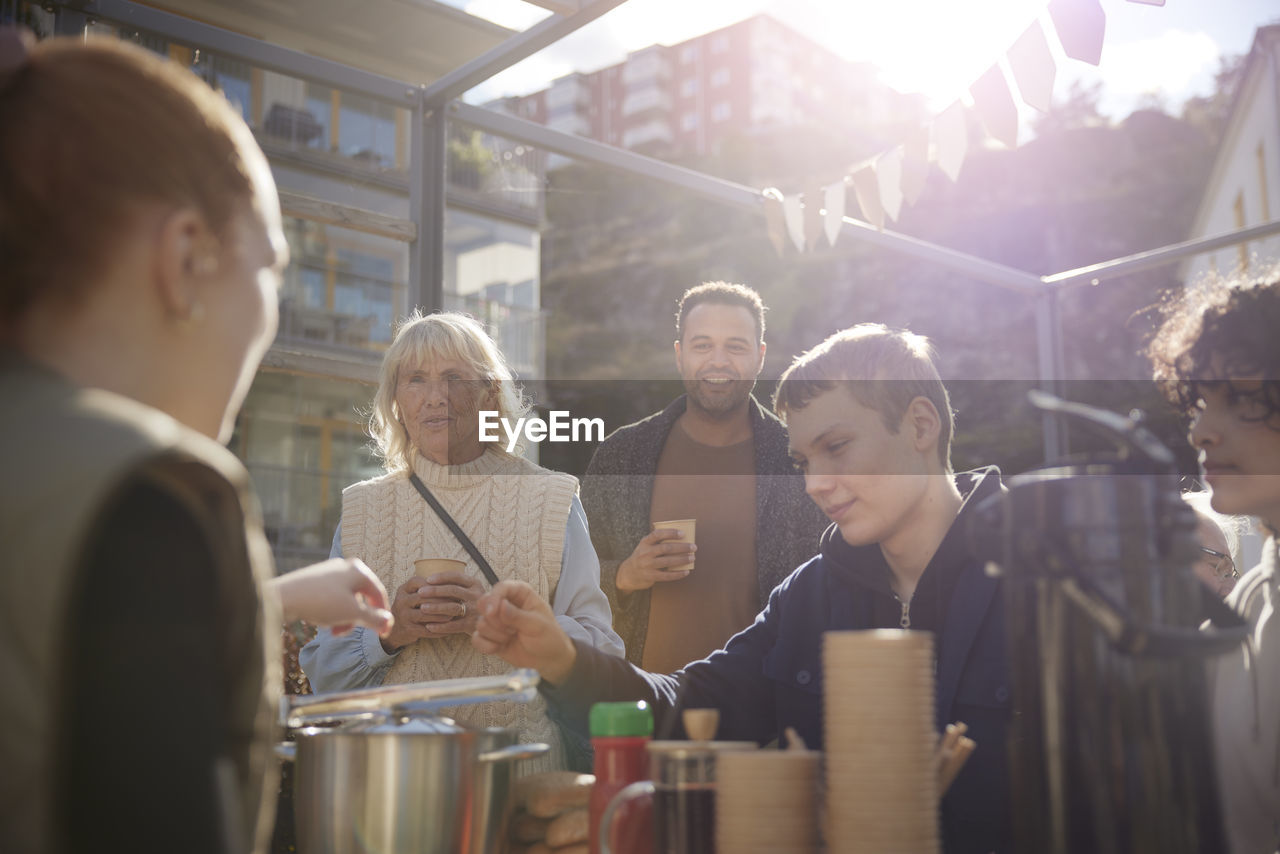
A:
[642,421,759,674]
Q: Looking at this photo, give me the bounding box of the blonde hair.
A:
[370,310,529,471]
[774,323,954,471]
[1183,490,1248,570]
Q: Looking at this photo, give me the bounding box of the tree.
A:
[1031,79,1106,138]
[1181,53,1245,147]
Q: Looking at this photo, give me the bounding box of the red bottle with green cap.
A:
[588,700,653,854]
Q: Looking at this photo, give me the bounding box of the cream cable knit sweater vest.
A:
[342,448,576,772]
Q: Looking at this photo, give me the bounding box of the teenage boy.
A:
[1148,272,1280,854]
[474,323,1012,854]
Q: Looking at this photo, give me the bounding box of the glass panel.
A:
[447,123,544,217]
[278,217,408,352]
[444,208,543,381]
[194,53,251,123]
[338,91,398,167]
[304,83,332,151]
[232,372,381,572]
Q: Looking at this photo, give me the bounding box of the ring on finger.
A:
[460,601,468,618]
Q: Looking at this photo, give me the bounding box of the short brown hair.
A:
[676,282,766,343]
[0,35,258,323]
[774,323,954,470]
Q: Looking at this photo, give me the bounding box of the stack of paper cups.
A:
[823,630,939,854]
[715,748,820,853]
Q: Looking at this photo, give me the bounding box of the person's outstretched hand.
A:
[270,558,393,637]
[472,580,576,685]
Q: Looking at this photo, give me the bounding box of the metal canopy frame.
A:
[46,0,1280,461]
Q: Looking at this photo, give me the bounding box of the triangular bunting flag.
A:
[934,102,968,182]
[782,194,806,252]
[969,64,1019,149]
[762,189,788,256]
[1008,20,1056,112]
[876,148,904,222]
[803,183,825,250]
[900,129,930,205]
[851,166,884,231]
[1048,0,1105,66]
[824,181,845,247]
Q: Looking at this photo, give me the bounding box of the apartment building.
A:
[494,15,921,160]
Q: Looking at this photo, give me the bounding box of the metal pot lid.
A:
[350,713,467,736]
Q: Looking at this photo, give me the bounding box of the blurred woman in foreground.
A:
[0,30,390,854]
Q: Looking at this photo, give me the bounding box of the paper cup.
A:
[652,518,696,571]
[414,557,467,578]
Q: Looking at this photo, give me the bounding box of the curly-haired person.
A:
[1149,267,1280,854]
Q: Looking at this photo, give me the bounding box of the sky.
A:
[450,0,1280,121]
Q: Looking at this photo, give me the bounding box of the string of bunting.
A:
[761,0,1160,255]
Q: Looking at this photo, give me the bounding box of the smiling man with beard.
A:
[582,282,827,672]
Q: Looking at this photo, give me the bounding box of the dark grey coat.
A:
[581,394,829,665]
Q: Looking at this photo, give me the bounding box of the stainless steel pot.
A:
[281,713,547,854]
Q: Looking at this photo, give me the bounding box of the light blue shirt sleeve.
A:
[299,494,624,694]
[554,494,625,658]
[298,525,398,693]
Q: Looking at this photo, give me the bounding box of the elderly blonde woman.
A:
[302,311,622,770]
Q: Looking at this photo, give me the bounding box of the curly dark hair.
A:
[1147,266,1280,429]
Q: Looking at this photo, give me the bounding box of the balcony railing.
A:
[247,462,359,571]
[277,258,402,352]
[546,75,591,112]
[622,48,672,86]
[622,86,673,119]
[622,119,674,150]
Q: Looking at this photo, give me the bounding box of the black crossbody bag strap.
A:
[408,473,500,587]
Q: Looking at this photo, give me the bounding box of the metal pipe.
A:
[452,102,1046,293]
[420,0,631,106]
[65,0,418,104]
[421,108,448,312]
[1043,219,1280,288]
[1035,291,1066,461]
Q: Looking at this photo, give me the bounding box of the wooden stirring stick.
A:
[784,727,808,751]
[682,707,720,741]
[938,736,977,794]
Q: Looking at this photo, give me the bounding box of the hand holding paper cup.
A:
[653,519,696,572]
[413,558,481,631]
[414,558,467,578]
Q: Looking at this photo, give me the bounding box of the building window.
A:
[1233,191,1248,271]
[278,217,408,351]
[710,33,730,54]
[232,373,383,571]
[338,92,398,167]
[681,112,699,131]
[1258,141,1272,222]
[681,78,698,97]
[711,67,730,88]
[711,101,731,122]
[681,44,699,63]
